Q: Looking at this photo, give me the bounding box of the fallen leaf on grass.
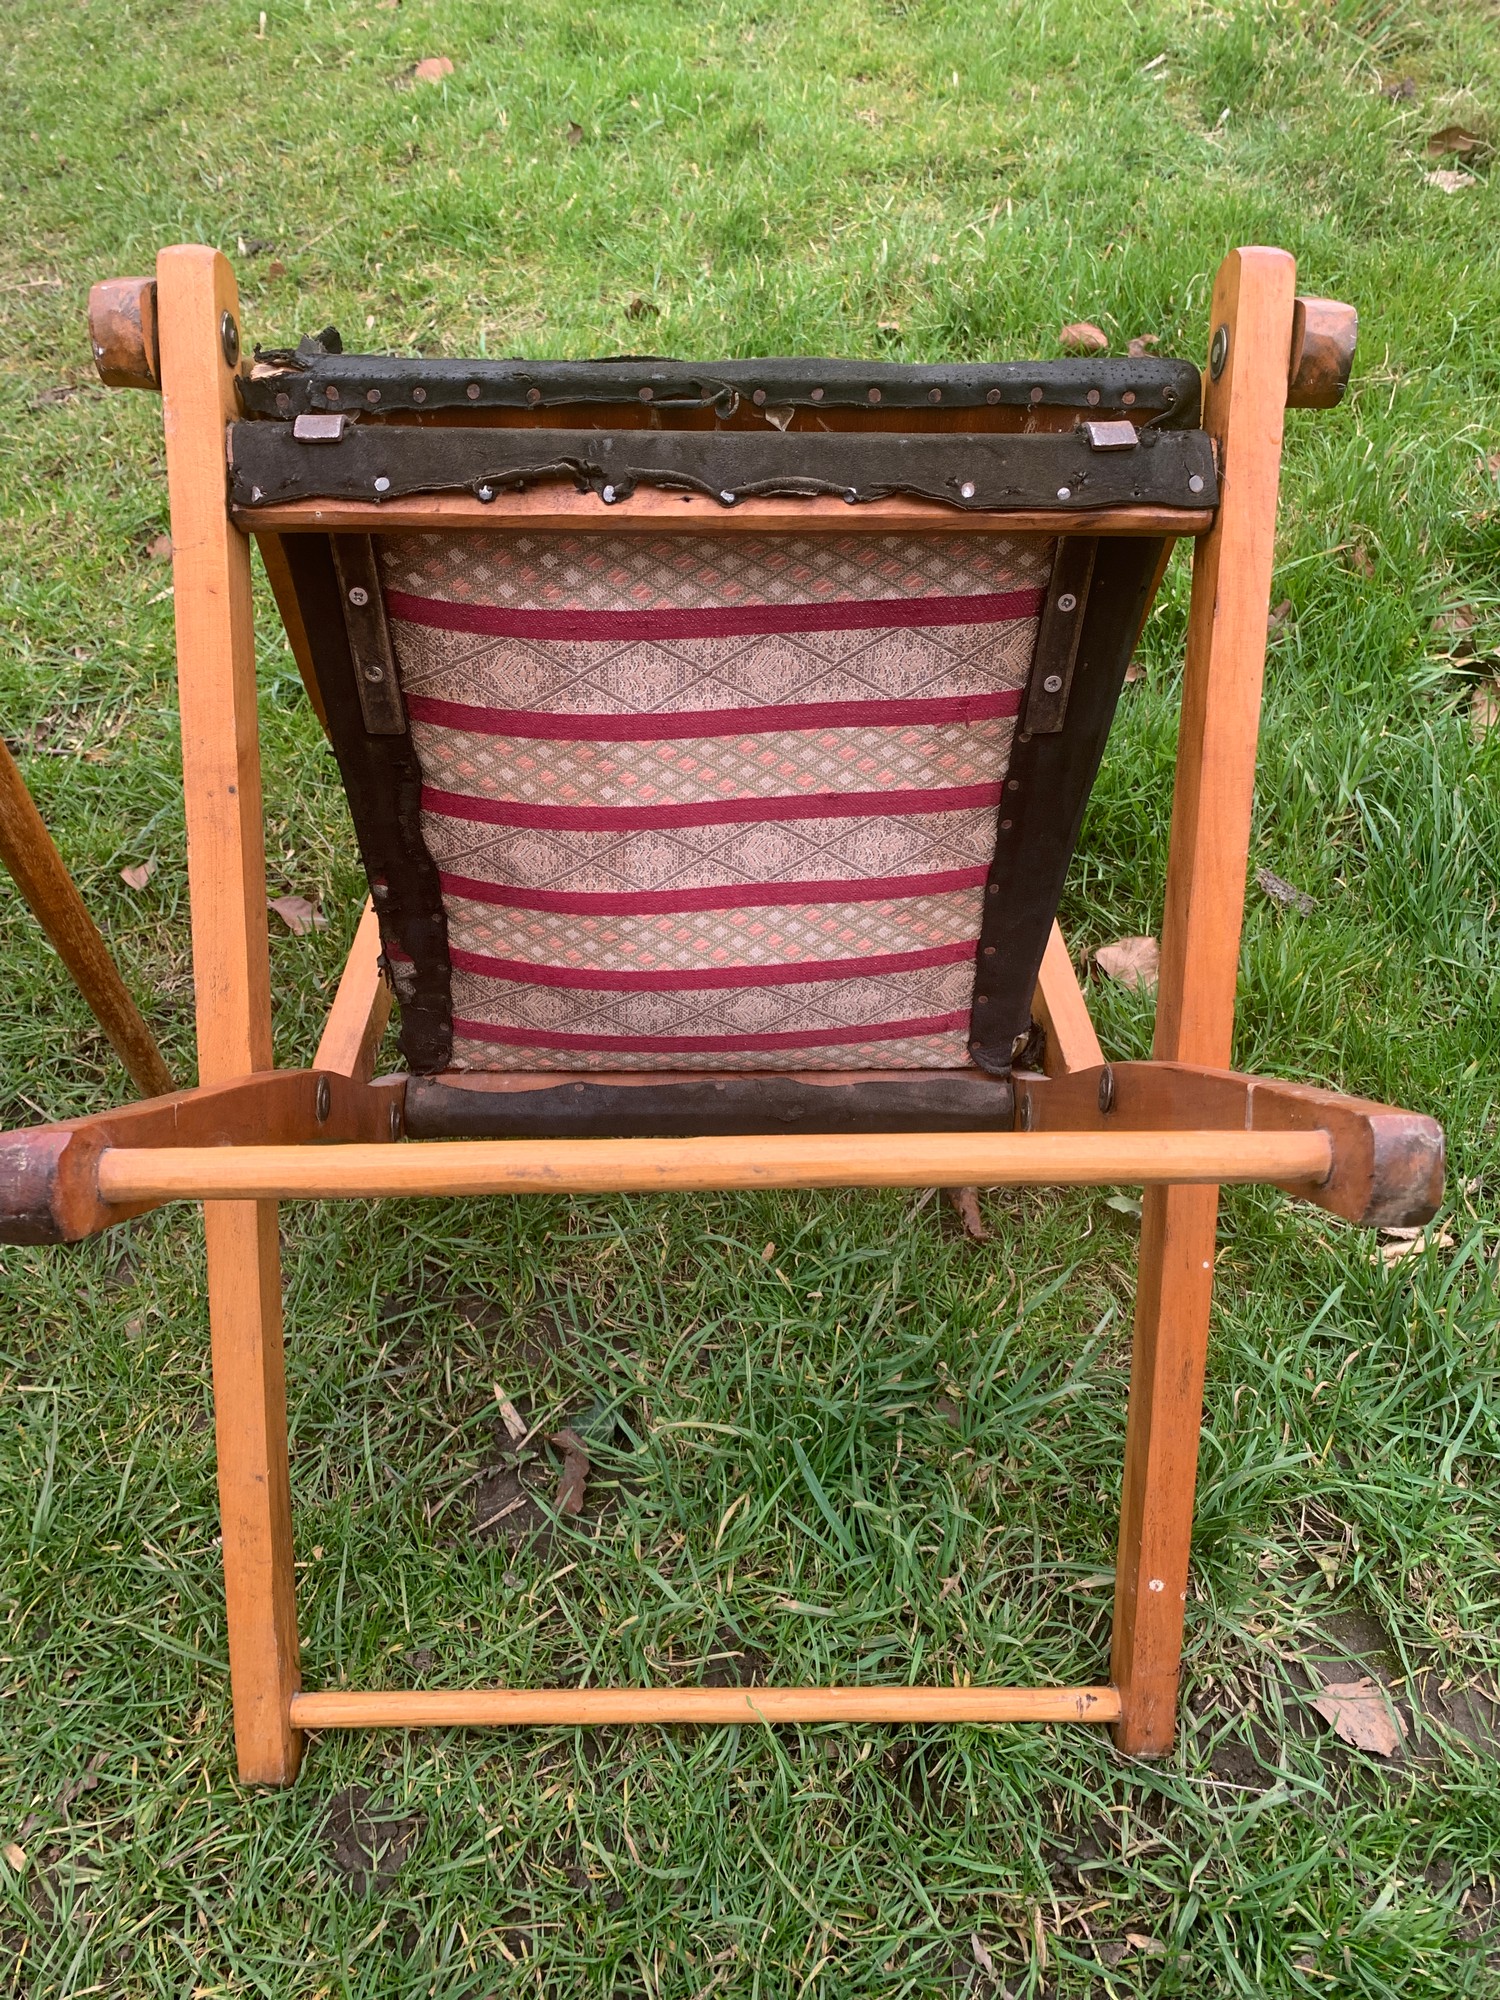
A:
[493,1383,528,1444]
[1268,598,1293,629]
[2,1844,25,1872]
[1059,320,1108,354]
[119,860,156,891]
[624,295,658,320]
[877,319,902,338]
[970,1934,995,1975]
[1376,1225,1456,1267]
[1127,333,1159,357]
[1311,1676,1407,1755]
[565,120,584,145]
[1348,541,1376,577]
[1470,680,1500,742]
[1094,935,1159,991]
[268,894,327,935]
[1125,1933,1168,1957]
[413,56,453,82]
[1427,125,1488,160]
[939,1574,963,1600]
[1257,866,1317,915]
[1425,168,1477,193]
[147,533,172,560]
[1104,1193,1142,1223]
[1123,658,1143,683]
[549,1427,590,1516]
[947,1185,991,1241]
[1381,76,1416,101]
[267,259,286,280]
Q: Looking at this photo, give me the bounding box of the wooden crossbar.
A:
[95,1128,1331,1203]
[290,1685,1122,1728]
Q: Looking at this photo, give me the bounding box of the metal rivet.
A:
[960,481,976,499]
[366,387,381,405]
[1210,324,1229,379]
[720,490,735,504]
[867,387,881,403]
[466,382,481,400]
[477,484,495,502]
[325,385,340,402]
[843,489,858,504]
[1189,473,1205,494]
[315,1076,331,1123]
[984,944,996,956]
[1006,779,1019,792]
[988,883,999,895]
[976,994,989,1005]
[1017,731,1031,744]
[373,475,390,493]
[1122,390,1136,407]
[986,388,1002,405]
[363,662,384,683]
[412,385,427,404]
[810,386,824,402]
[1000,818,1013,830]
[1098,1063,1116,1114]
[220,310,240,367]
[752,387,766,405]
[601,484,617,504]
[1057,592,1077,612]
[1056,486,1072,500]
[1148,1578,1165,1593]
[638,386,653,402]
[1042,674,1063,693]
[1029,386,1044,404]
[928,387,942,404]
[1086,388,1100,406]
[275,391,290,413]
[526,387,542,405]
[347,585,369,607]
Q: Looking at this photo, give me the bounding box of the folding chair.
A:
[1,245,1440,1785]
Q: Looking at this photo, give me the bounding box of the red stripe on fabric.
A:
[449,1012,971,1055]
[386,585,1046,643]
[422,782,1003,832]
[448,939,975,993]
[437,864,990,915]
[406,688,1023,741]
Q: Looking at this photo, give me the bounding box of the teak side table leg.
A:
[1111,247,1298,1757]
[157,244,302,1783]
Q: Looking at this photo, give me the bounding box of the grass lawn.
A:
[3,0,1500,1992]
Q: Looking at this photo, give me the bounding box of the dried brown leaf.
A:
[970,1934,995,1975]
[1257,866,1317,915]
[1381,76,1416,101]
[2,1843,24,1872]
[1427,124,1488,160]
[146,533,173,560]
[947,1185,991,1241]
[1470,679,1500,742]
[1268,598,1293,628]
[565,120,584,145]
[624,295,659,320]
[492,1384,528,1443]
[1425,168,1477,193]
[119,860,156,891]
[1059,320,1108,354]
[413,55,453,82]
[1123,658,1143,683]
[1094,935,1159,991]
[1349,541,1376,577]
[267,259,286,280]
[877,319,902,337]
[550,1427,590,1516]
[1376,1225,1455,1268]
[1311,1676,1406,1756]
[267,894,327,936]
[1127,334,1159,357]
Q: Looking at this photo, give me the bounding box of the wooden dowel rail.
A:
[290,1684,1122,1728]
[94,1128,1332,1203]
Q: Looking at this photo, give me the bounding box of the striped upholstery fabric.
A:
[378,531,1054,1070]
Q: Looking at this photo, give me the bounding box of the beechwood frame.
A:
[0,247,1442,1784]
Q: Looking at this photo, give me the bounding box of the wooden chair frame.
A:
[0,246,1441,1784]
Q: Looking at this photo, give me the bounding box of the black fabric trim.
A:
[966,537,1167,1074]
[279,536,452,1073]
[404,1071,1015,1139]
[229,423,1216,515]
[243,352,1203,425]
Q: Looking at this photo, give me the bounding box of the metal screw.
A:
[466,382,481,400]
[1029,386,1044,404]
[325,384,340,403]
[389,1102,401,1140]
[1057,592,1077,612]
[1097,1063,1116,1114]
[275,391,290,413]
[347,585,369,607]
[638,386,653,402]
[526,387,542,405]
[1188,473,1205,493]
[1121,390,1136,407]
[986,388,1002,405]
[315,1076,331,1123]
[412,385,427,403]
[810,387,824,402]
[1210,324,1229,379]
[843,489,859,504]
[960,481,976,499]
[366,388,381,405]
[752,387,766,405]
[719,490,735,504]
[363,662,384,683]
[373,475,391,493]
[928,387,942,403]
[1043,674,1063,693]
[220,310,240,367]
[867,387,881,404]
[1086,388,1100,406]
[1057,486,1072,500]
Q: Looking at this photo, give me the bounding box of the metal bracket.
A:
[329,536,405,735]
[1022,539,1099,735]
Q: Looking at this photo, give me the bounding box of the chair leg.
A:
[207,1198,302,1783]
[1109,1182,1217,1756]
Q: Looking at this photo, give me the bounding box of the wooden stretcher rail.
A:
[95,1128,1332,1202]
[232,492,1217,536]
[290,1684,1122,1728]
